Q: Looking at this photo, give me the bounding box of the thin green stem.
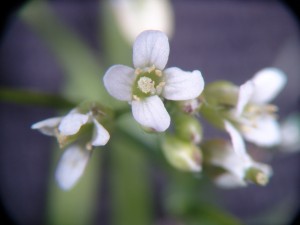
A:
[0,87,76,109]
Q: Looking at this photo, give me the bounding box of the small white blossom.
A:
[32,108,110,190]
[103,30,204,132]
[32,109,110,147]
[234,68,287,147]
[208,121,272,188]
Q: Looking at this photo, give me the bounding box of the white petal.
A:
[215,173,247,188]
[103,65,135,101]
[131,95,170,132]
[242,116,281,147]
[162,68,204,101]
[31,117,62,136]
[91,119,110,146]
[110,0,174,44]
[224,120,247,155]
[133,30,169,70]
[58,113,89,136]
[236,80,254,116]
[55,145,90,190]
[251,68,287,104]
[210,141,252,180]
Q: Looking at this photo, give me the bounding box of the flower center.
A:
[137,77,155,94]
[132,66,165,100]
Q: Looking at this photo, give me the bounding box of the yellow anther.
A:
[86,143,93,151]
[135,68,142,75]
[157,81,166,87]
[155,70,162,77]
[133,95,140,101]
[255,172,268,186]
[147,65,156,73]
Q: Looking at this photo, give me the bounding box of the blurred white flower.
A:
[234,68,287,147]
[32,108,110,190]
[208,121,272,188]
[32,108,110,147]
[110,0,174,43]
[104,30,204,132]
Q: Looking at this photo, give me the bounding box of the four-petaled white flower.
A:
[32,108,110,190]
[208,121,272,188]
[234,68,287,147]
[31,109,110,147]
[103,30,204,132]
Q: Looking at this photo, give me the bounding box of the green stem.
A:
[0,87,75,109]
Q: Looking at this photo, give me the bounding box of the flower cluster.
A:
[32,29,287,190]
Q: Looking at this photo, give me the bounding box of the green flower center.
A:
[132,66,165,100]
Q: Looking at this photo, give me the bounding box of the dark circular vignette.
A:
[1,1,300,225]
[281,1,300,224]
[1,1,29,224]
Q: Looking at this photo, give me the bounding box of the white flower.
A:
[103,30,204,132]
[32,109,110,147]
[55,144,91,190]
[208,121,272,188]
[234,68,287,147]
[32,108,110,190]
[110,0,174,43]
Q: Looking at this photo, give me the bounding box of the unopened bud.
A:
[174,114,202,144]
[203,81,238,107]
[162,135,202,172]
[178,98,201,114]
[245,167,269,186]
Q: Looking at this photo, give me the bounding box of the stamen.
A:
[135,68,142,75]
[157,81,166,87]
[256,172,268,186]
[86,143,93,151]
[155,69,162,77]
[133,95,140,101]
[156,82,165,95]
[147,65,156,73]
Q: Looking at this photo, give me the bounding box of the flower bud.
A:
[177,98,201,114]
[244,167,270,186]
[203,81,238,107]
[162,135,202,172]
[174,114,202,144]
